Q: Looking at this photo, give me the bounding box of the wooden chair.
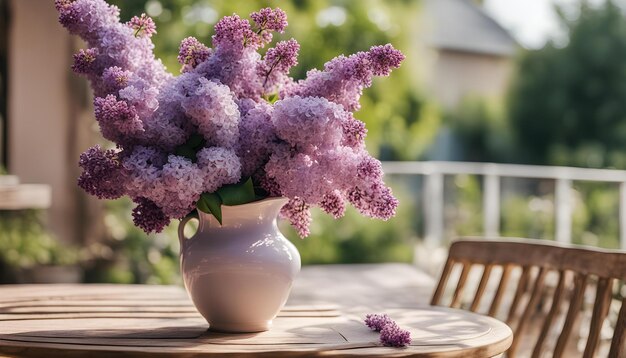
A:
[431,238,626,358]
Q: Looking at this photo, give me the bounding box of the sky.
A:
[483,0,606,49]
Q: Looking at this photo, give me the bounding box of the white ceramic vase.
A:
[178,197,301,333]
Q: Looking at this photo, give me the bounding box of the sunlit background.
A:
[2,0,626,284]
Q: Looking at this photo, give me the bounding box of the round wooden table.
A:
[0,283,511,357]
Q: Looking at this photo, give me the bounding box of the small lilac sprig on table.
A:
[364,313,412,347]
[380,322,412,347]
[364,313,393,332]
[56,0,404,236]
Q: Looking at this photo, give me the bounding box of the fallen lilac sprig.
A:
[380,322,412,347]
[364,313,411,347]
[364,313,393,332]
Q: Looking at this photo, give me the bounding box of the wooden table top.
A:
[0,264,512,357]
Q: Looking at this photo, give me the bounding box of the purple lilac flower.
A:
[341,115,367,148]
[283,44,405,111]
[181,77,240,148]
[121,146,166,200]
[132,197,169,233]
[93,95,144,145]
[251,8,287,33]
[348,183,398,220]
[379,322,411,347]
[364,313,393,332]
[250,7,288,43]
[178,37,211,73]
[357,156,383,181]
[72,48,100,74]
[319,190,346,219]
[265,146,330,205]
[212,14,257,50]
[127,13,156,38]
[77,145,125,199]
[56,0,120,43]
[280,198,312,238]
[258,39,299,93]
[101,66,131,93]
[253,168,282,197]
[196,44,263,100]
[57,0,168,92]
[272,96,347,152]
[196,147,242,194]
[159,155,205,218]
[237,102,277,177]
[368,44,407,76]
[118,79,159,119]
[140,72,198,151]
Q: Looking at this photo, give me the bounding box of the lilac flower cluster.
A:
[364,314,412,348]
[58,1,403,235]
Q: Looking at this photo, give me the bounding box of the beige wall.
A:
[8,0,98,244]
[425,49,514,108]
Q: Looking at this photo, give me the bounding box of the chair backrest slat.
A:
[431,258,454,306]
[532,270,568,358]
[553,273,588,358]
[609,297,626,357]
[508,267,548,357]
[451,262,471,308]
[583,277,614,358]
[470,264,493,312]
[432,238,626,357]
[507,265,532,324]
[488,264,512,317]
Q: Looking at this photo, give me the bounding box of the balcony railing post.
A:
[555,178,573,244]
[424,171,444,247]
[620,182,626,250]
[483,172,500,238]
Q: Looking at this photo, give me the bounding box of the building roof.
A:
[424,0,518,57]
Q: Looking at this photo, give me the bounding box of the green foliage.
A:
[445,97,514,162]
[0,210,79,267]
[284,176,416,264]
[443,175,483,240]
[83,198,181,284]
[508,0,626,168]
[446,175,620,249]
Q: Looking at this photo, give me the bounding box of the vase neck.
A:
[197,197,289,229]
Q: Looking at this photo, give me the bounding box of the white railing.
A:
[382,161,626,250]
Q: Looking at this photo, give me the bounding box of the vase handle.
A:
[178,215,194,250]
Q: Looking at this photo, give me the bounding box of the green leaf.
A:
[201,193,223,225]
[263,93,279,104]
[217,178,256,206]
[196,197,211,214]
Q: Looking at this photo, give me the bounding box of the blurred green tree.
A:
[508,0,626,168]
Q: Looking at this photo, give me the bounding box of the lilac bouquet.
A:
[56,0,404,237]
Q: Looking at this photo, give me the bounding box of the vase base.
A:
[208,320,272,333]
